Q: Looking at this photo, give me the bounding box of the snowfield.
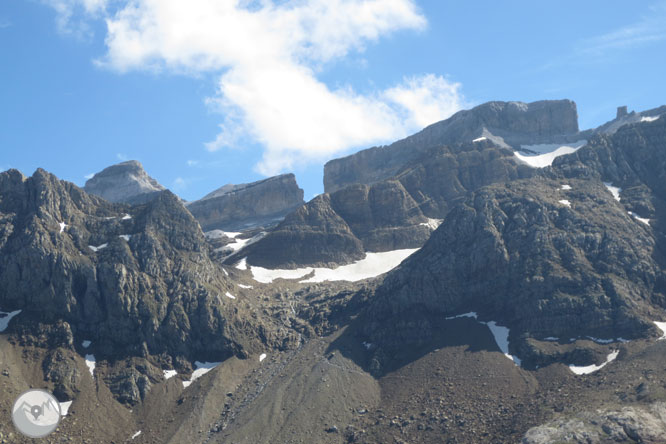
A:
[445,312,521,365]
[163,369,177,380]
[514,140,587,168]
[558,199,571,207]
[85,354,96,377]
[88,243,108,252]
[628,211,650,226]
[603,182,621,201]
[0,309,21,332]
[182,361,220,388]
[248,249,419,284]
[59,401,72,416]
[569,350,619,375]
[560,184,572,190]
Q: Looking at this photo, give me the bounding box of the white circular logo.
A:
[12,389,62,438]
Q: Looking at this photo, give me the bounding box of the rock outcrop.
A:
[359,117,666,370]
[523,402,666,444]
[0,168,298,402]
[244,140,534,267]
[187,174,304,231]
[324,99,580,192]
[83,160,166,204]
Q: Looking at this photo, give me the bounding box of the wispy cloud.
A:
[186,160,199,167]
[576,2,666,56]
[41,0,466,176]
[116,153,128,161]
[0,19,12,29]
[84,172,95,179]
[172,177,187,191]
[40,0,108,36]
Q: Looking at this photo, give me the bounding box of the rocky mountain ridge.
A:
[186,173,304,231]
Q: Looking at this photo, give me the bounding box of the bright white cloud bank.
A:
[45,0,465,175]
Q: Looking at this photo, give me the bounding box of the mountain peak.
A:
[84,160,166,204]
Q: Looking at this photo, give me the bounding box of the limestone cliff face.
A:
[84,160,166,204]
[324,99,580,193]
[187,174,304,231]
[244,140,534,268]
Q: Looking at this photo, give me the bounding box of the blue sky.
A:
[1,1,665,201]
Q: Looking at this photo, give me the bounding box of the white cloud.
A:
[44,0,466,175]
[186,160,199,167]
[116,153,128,161]
[84,173,95,179]
[384,74,464,129]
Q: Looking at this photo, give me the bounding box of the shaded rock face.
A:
[244,140,534,268]
[84,160,166,204]
[365,177,664,365]
[187,174,305,231]
[0,169,292,364]
[324,99,579,193]
[555,115,666,222]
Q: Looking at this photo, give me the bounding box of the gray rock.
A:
[324,99,579,193]
[187,174,304,231]
[84,160,166,204]
[523,402,666,444]
[0,168,299,402]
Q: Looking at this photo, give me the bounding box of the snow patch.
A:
[0,309,21,332]
[558,200,571,207]
[59,222,67,233]
[654,321,666,340]
[121,214,132,220]
[59,401,72,416]
[603,182,622,202]
[362,342,373,350]
[560,184,572,191]
[628,211,650,225]
[182,361,220,388]
[259,353,267,362]
[119,234,131,241]
[225,291,236,300]
[235,258,248,270]
[81,340,91,348]
[420,218,443,230]
[444,313,520,365]
[88,243,108,252]
[485,321,522,366]
[300,249,418,283]
[131,431,142,439]
[569,350,619,375]
[85,354,96,377]
[249,249,418,284]
[445,312,478,320]
[514,140,587,168]
[238,284,253,289]
[543,337,559,341]
[641,115,660,122]
[163,370,177,380]
[473,136,487,142]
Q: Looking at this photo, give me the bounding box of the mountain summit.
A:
[84,160,166,204]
